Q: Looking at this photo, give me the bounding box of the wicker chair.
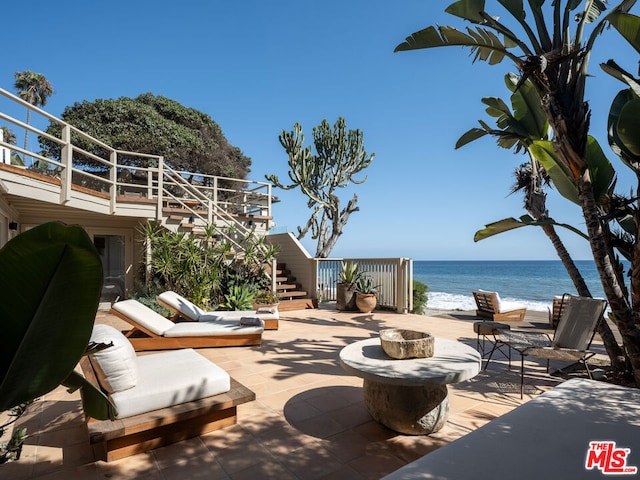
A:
[489,295,607,398]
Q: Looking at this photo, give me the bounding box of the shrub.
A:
[412,280,429,315]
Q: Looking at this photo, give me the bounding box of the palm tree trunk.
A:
[540,223,626,370]
[578,173,640,385]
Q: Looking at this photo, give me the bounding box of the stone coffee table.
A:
[339,336,481,434]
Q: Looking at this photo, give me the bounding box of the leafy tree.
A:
[395,0,640,383]
[40,94,251,179]
[13,70,53,159]
[0,127,24,166]
[266,117,374,258]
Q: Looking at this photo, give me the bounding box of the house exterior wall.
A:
[5,197,146,301]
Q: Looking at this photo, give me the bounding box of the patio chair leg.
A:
[520,357,524,400]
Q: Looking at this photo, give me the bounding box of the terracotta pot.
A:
[356,293,377,313]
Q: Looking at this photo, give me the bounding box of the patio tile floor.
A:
[1,305,595,479]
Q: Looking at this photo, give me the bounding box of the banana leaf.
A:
[474,215,589,241]
[0,222,111,417]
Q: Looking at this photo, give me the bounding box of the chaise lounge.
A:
[80,324,256,462]
[110,299,264,351]
[473,290,526,321]
[157,290,280,330]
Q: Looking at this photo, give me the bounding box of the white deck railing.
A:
[315,257,413,313]
[0,87,272,252]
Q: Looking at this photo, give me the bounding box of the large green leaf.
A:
[394,25,518,64]
[0,222,103,411]
[63,370,116,420]
[608,12,640,54]
[529,141,580,204]
[585,135,617,202]
[506,73,549,139]
[608,88,640,169]
[445,0,487,23]
[456,127,489,148]
[474,217,528,241]
[474,215,589,241]
[530,138,614,205]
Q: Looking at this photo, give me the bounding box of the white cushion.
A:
[163,319,264,337]
[199,309,279,322]
[89,324,138,394]
[256,305,279,315]
[110,348,230,418]
[112,299,176,335]
[158,291,205,320]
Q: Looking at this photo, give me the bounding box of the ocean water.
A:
[414,260,612,312]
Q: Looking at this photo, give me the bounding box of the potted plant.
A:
[355,275,379,313]
[253,288,280,312]
[336,261,362,311]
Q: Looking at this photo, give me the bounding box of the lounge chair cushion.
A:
[89,324,138,394]
[158,290,279,322]
[157,290,206,320]
[112,299,178,335]
[112,299,265,337]
[162,319,264,336]
[110,348,231,418]
[256,305,278,315]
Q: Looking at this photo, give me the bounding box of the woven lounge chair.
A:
[80,324,256,461]
[473,290,526,321]
[110,299,263,351]
[488,295,607,398]
[158,290,279,330]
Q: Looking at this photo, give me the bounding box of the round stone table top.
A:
[339,337,481,386]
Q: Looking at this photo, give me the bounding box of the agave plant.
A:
[220,285,255,311]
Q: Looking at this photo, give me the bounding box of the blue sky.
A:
[3,1,639,260]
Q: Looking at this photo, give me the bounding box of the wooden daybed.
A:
[110,299,264,351]
[79,357,255,461]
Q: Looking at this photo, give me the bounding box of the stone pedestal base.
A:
[363,380,449,435]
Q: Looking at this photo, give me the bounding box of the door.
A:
[93,234,127,303]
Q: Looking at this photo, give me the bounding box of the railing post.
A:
[60,125,73,204]
[311,258,320,301]
[213,176,218,226]
[109,150,117,214]
[267,183,272,230]
[147,159,154,199]
[157,156,164,221]
[394,258,412,314]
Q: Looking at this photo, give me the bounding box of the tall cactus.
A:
[267,117,374,257]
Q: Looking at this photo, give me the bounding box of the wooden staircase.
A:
[275,263,317,311]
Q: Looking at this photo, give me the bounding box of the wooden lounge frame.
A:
[79,356,256,462]
[473,291,526,322]
[110,306,263,351]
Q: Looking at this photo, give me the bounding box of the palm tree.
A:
[460,73,625,368]
[395,1,640,384]
[13,71,53,162]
